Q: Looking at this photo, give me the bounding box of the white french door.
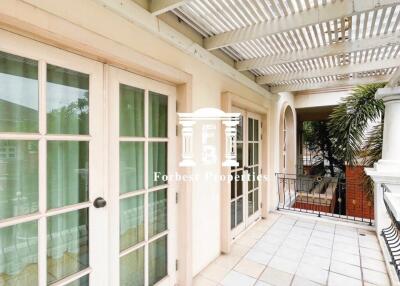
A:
[230,108,261,239]
[0,30,177,286]
[108,67,177,286]
[0,30,107,285]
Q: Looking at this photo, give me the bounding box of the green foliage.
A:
[328,83,386,166]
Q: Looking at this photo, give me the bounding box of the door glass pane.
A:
[249,167,253,191]
[149,92,168,138]
[237,115,243,141]
[0,140,38,219]
[237,198,243,225]
[248,118,253,141]
[47,65,89,135]
[0,51,38,133]
[120,142,144,193]
[47,141,89,209]
[66,275,89,286]
[120,247,144,286]
[230,174,235,199]
[149,236,167,286]
[148,142,167,188]
[254,167,259,188]
[0,221,38,286]
[248,192,254,216]
[237,143,243,168]
[120,84,144,137]
[248,143,254,166]
[254,119,259,140]
[149,189,167,238]
[254,143,259,165]
[254,190,259,212]
[47,209,89,284]
[230,202,235,229]
[237,171,243,197]
[120,195,144,251]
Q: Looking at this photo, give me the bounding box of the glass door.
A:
[230,108,261,239]
[0,32,106,286]
[108,67,176,286]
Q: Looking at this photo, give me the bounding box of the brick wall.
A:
[345,166,374,219]
[293,202,332,213]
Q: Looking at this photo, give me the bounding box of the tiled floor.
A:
[194,212,391,286]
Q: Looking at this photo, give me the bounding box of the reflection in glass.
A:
[237,171,243,197]
[47,65,89,135]
[120,84,144,137]
[248,118,253,141]
[237,198,243,225]
[148,143,167,188]
[230,202,235,229]
[47,209,89,285]
[248,192,254,216]
[120,142,144,193]
[66,275,89,286]
[230,175,235,199]
[254,143,259,165]
[149,236,167,286]
[0,140,38,219]
[248,143,254,166]
[0,221,38,286]
[237,115,243,141]
[120,195,144,251]
[254,190,259,212]
[237,143,243,168]
[120,247,144,286]
[149,92,168,138]
[0,51,38,133]
[254,119,259,140]
[149,189,167,238]
[47,141,89,209]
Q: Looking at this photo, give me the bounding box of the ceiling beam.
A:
[150,0,187,16]
[270,74,391,93]
[256,58,400,85]
[204,0,399,50]
[236,31,400,71]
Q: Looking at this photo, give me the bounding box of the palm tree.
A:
[328,83,386,196]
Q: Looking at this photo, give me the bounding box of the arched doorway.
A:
[279,104,296,174]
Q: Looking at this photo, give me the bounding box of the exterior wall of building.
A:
[346,166,374,219]
[294,90,350,108]
[0,0,276,278]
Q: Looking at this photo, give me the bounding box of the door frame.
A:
[0,30,107,286]
[107,65,177,286]
[230,108,262,239]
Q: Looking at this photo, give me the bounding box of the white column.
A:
[179,120,196,167]
[222,119,239,167]
[365,87,400,232]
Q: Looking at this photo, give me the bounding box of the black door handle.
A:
[93,197,107,208]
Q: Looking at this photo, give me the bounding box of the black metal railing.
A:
[276,173,373,225]
[381,183,400,279]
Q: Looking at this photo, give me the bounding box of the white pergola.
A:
[149,0,400,93]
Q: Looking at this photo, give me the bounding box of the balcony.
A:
[195,212,391,286]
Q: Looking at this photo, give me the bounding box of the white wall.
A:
[270,92,296,211]
[295,90,350,109]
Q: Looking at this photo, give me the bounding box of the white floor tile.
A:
[330,260,362,279]
[328,272,362,286]
[362,268,391,286]
[360,247,384,261]
[305,244,332,258]
[234,258,266,278]
[221,271,257,286]
[193,275,219,286]
[201,263,232,282]
[331,249,360,266]
[309,236,333,249]
[253,241,280,255]
[333,241,359,255]
[245,249,273,265]
[268,255,299,274]
[275,246,304,261]
[259,267,293,286]
[254,281,273,286]
[361,256,387,273]
[296,262,329,284]
[301,252,330,270]
[291,275,323,286]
